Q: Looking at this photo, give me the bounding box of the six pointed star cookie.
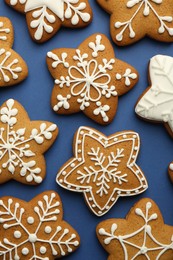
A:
[0,17,28,87]
[135,55,173,184]
[5,0,92,43]
[97,0,173,46]
[97,198,173,259]
[0,99,58,185]
[47,33,138,125]
[0,191,80,259]
[56,127,148,216]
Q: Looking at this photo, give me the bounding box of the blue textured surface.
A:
[1,1,173,259]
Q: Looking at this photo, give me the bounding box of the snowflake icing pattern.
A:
[57,127,148,216]
[47,34,138,124]
[0,191,80,259]
[97,199,173,259]
[0,99,58,185]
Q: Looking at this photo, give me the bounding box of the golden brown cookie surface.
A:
[0,17,28,87]
[97,0,173,46]
[0,99,58,185]
[0,191,80,259]
[47,34,138,125]
[97,198,173,259]
[57,127,148,216]
[5,0,92,43]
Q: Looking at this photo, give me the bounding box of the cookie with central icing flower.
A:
[0,191,80,259]
[97,0,173,46]
[0,99,58,185]
[97,198,173,259]
[47,34,138,125]
[5,0,92,43]
[56,127,148,216]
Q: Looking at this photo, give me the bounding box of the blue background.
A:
[0,1,173,259]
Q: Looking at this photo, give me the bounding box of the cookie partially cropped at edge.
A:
[97,0,173,46]
[47,33,138,125]
[56,126,148,216]
[0,17,28,87]
[5,0,92,43]
[0,99,58,185]
[97,198,173,259]
[0,191,80,259]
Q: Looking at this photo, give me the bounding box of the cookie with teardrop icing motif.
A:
[0,17,28,87]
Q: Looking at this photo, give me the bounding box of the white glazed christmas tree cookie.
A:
[56,127,148,216]
[0,99,58,185]
[5,0,92,43]
[97,198,173,259]
[0,17,28,87]
[97,0,173,46]
[0,191,80,259]
[47,34,138,125]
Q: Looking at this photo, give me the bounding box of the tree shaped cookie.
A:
[0,191,80,259]
[0,99,58,185]
[0,17,28,87]
[135,55,173,183]
[97,198,173,259]
[5,0,92,43]
[56,127,148,216]
[97,0,173,46]
[47,34,138,125]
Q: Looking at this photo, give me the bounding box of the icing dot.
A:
[45,226,52,234]
[133,135,137,139]
[28,234,37,243]
[134,146,138,151]
[98,211,102,215]
[117,191,121,195]
[59,179,63,183]
[80,131,84,135]
[169,163,173,171]
[78,158,82,162]
[62,171,66,175]
[106,206,110,210]
[89,197,92,201]
[67,185,71,188]
[78,149,81,153]
[40,246,47,254]
[123,135,127,138]
[14,231,21,239]
[71,163,75,168]
[114,138,118,141]
[27,217,34,224]
[136,170,140,174]
[111,198,115,201]
[76,187,80,190]
[22,247,29,255]
[92,204,96,208]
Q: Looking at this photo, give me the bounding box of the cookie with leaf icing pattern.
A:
[97,198,173,259]
[0,191,80,259]
[47,33,138,125]
[0,17,28,87]
[97,0,173,46]
[5,0,92,43]
[56,126,148,216]
[0,99,58,185]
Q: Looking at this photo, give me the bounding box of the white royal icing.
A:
[0,192,79,259]
[57,127,148,216]
[99,201,173,259]
[0,99,57,183]
[115,0,173,41]
[169,163,173,171]
[135,55,173,133]
[0,22,10,41]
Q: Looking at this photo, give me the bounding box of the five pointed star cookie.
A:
[0,17,28,87]
[0,191,80,259]
[47,34,138,125]
[56,127,148,216]
[97,198,173,259]
[5,0,92,43]
[0,99,58,185]
[97,0,173,46]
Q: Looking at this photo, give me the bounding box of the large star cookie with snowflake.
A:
[47,34,138,125]
[56,127,148,216]
[5,0,92,43]
[0,99,58,185]
[0,17,28,87]
[97,198,173,259]
[135,55,173,182]
[0,191,80,259]
[97,0,173,46]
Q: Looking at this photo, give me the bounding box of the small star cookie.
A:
[47,34,138,125]
[5,0,92,43]
[97,0,173,46]
[0,17,28,87]
[97,198,173,259]
[0,191,80,259]
[56,127,148,216]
